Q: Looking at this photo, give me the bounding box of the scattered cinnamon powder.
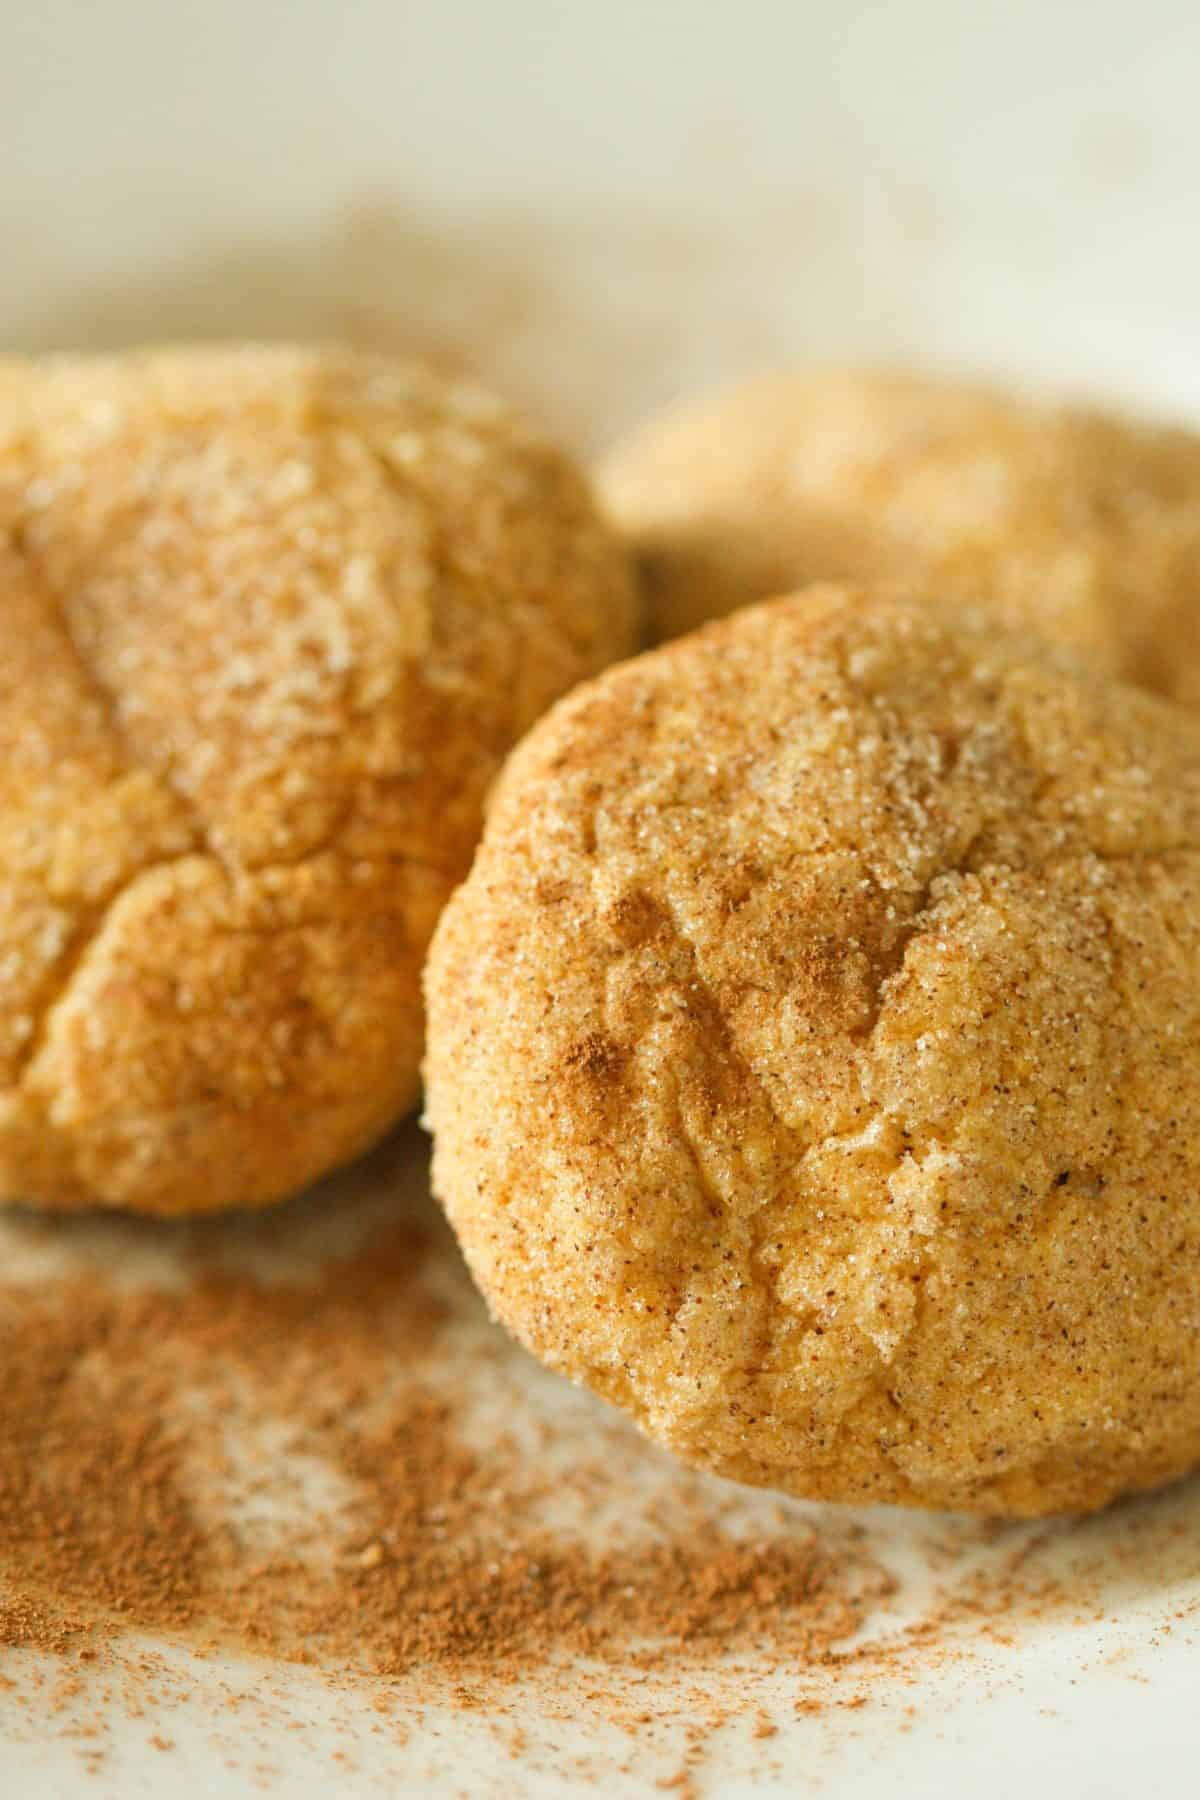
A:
[0,1190,884,1680]
[0,1126,1196,1788]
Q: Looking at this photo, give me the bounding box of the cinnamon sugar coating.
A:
[0,345,636,1214]
[600,370,1200,697]
[425,586,1200,1517]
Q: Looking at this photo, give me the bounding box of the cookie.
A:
[0,345,636,1214]
[600,369,1200,699]
[425,585,1200,1516]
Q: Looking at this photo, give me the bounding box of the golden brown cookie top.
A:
[0,344,636,1213]
[6,343,635,870]
[426,586,1200,1516]
[600,369,1200,698]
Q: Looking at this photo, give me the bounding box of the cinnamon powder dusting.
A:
[0,1128,1196,1790]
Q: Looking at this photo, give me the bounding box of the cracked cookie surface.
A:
[600,369,1200,698]
[0,344,637,1214]
[425,585,1200,1516]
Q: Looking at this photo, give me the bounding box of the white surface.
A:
[3,2,1200,1795]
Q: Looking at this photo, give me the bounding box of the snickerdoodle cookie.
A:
[0,344,636,1215]
[425,585,1200,1517]
[600,370,1200,698]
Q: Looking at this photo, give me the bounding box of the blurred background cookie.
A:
[425,585,1200,1517]
[0,344,637,1215]
[600,369,1200,701]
